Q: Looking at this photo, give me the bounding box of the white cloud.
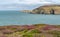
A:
[0,0,59,5]
[0,0,60,10]
[17,0,52,5]
[0,0,19,5]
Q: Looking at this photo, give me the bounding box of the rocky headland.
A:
[21,10,32,13]
[0,24,60,37]
[31,4,60,14]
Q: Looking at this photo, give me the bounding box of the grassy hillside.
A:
[0,24,60,37]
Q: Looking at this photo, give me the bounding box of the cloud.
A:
[0,0,52,5]
[18,0,52,5]
[0,0,60,10]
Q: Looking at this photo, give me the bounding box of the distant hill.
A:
[32,4,60,14]
[21,10,32,13]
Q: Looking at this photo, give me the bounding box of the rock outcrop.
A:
[21,10,32,13]
[32,5,60,14]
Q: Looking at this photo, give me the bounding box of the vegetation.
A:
[0,24,60,37]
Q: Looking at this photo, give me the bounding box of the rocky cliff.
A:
[32,5,60,14]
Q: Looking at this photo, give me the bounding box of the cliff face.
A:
[32,5,60,14]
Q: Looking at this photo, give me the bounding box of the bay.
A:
[0,11,60,26]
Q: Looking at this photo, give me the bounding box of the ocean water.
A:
[0,11,60,26]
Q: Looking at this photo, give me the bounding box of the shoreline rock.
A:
[21,10,32,13]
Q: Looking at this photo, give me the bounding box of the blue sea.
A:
[0,11,60,26]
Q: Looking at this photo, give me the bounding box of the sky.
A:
[0,0,60,10]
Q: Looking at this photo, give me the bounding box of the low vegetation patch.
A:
[0,24,60,37]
